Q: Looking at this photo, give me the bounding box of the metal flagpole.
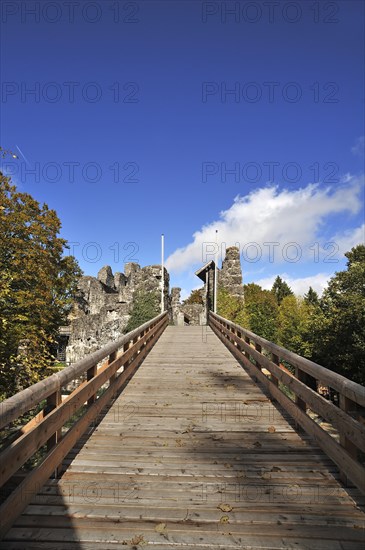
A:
[161,234,164,313]
[214,229,218,313]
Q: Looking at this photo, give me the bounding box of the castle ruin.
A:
[61,247,243,363]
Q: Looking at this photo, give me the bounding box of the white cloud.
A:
[166,175,364,274]
[351,136,364,157]
[330,224,365,256]
[254,273,331,297]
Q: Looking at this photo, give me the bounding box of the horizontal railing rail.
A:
[0,311,169,538]
[209,311,365,495]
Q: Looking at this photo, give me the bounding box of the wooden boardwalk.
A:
[2,326,364,549]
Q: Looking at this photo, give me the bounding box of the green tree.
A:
[217,288,246,326]
[217,284,278,341]
[183,288,203,305]
[0,172,81,399]
[313,245,365,384]
[125,290,160,332]
[304,286,319,306]
[271,276,293,305]
[277,295,316,358]
[243,283,278,341]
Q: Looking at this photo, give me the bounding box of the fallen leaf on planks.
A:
[220,515,230,523]
[155,523,168,534]
[218,503,233,512]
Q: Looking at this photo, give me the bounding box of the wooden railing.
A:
[0,311,168,538]
[209,311,365,495]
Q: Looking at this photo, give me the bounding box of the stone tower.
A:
[219,246,244,297]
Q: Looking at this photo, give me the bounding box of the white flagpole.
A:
[161,234,164,313]
[214,229,218,313]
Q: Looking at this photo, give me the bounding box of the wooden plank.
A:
[4,522,365,543]
[1,544,364,550]
[17,503,365,521]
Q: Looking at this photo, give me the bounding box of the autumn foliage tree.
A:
[0,172,81,399]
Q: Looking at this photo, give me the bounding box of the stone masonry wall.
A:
[66,263,169,363]
[219,246,244,297]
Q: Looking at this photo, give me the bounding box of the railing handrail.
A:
[0,311,169,538]
[209,311,365,495]
[210,311,365,407]
[0,312,168,430]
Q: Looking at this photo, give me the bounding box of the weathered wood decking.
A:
[2,326,364,549]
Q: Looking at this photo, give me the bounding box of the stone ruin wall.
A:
[170,287,206,326]
[66,263,169,363]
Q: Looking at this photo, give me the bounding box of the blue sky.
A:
[1,0,364,298]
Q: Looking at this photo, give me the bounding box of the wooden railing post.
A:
[244,336,250,359]
[236,330,242,351]
[108,351,118,386]
[123,340,131,367]
[87,364,98,405]
[271,354,279,387]
[139,330,148,353]
[255,342,262,371]
[339,394,358,486]
[46,389,62,452]
[123,341,130,353]
[295,367,307,411]
[230,326,235,345]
